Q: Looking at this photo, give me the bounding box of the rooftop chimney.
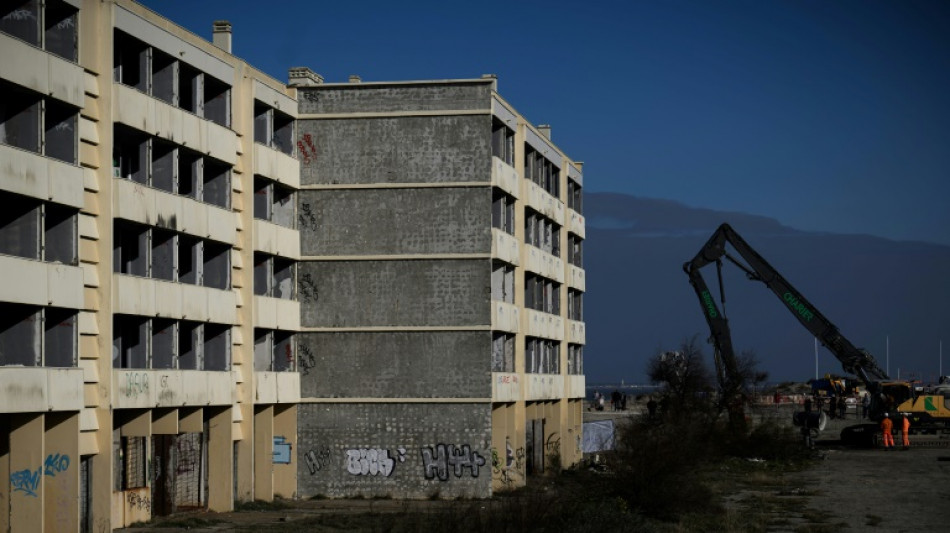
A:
[348,74,362,83]
[288,67,324,87]
[212,20,232,53]
[538,124,551,140]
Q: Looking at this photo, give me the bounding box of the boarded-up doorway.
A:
[525,418,545,475]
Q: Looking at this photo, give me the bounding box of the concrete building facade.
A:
[0,1,300,530]
[291,75,586,498]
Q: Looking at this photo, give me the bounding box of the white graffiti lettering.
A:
[346,448,395,477]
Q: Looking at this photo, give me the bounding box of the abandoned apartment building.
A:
[0,0,586,530]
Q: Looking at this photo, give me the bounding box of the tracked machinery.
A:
[683,223,950,446]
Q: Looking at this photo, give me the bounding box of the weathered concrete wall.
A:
[298,82,492,114]
[298,259,490,328]
[298,188,491,256]
[298,331,491,398]
[298,115,492,186]
[297,402,492,499]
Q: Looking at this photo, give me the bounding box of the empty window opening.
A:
[568,234,583,268]
[203,75,230,128]
[568,179,583,214]
[253,253,270,297]
[491,332,515,373]
[524,209,560,257]
[44,307,77,367]
[525,337,559,374]
[253,102,271,146]
[203,323,230,371]
[273,257,294,300]
[178,235,199,285]
[113,314,149,369]
[44,99,78,164]
[178,149,200,199]
[253,329,272,371]
[113,221,149,277]
[115,435,147,490]
[1,0,40,46]
[44,0,78,62]
[568,289,584,321]
[151,228,176,281]
[202,158,229,209]
[272,182,295,228]
[524,147,560,198]
[0,302,40,366]
[0,82,40,153]
[113,125,148,182]
[178,62,201,115]
[272,111,294,155]
[491,118,515,166]
[491,260,515,304]
[152,318,176,369]
[525,273,560,315]
[151,48,177,106]
[178,320,200,370]
[151,138,176,193]
[254,101,294,155]
[202,240,230,290]
[254,329,295,371]
[112,30,149,92]
[44,202,77,265]
[0,192,40,259]
[491,188,515,235]
[568,344,584,375]
[253,176,272,222]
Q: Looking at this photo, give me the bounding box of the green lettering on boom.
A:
[783,292,814,322]
[701,290,718,318]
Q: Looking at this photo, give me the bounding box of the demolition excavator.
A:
[683,223,950,445]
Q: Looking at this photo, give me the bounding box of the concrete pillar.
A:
[9,413,44,532]
[206,407,233,512]
[44,412,79,533]
[234,404,254,503]
[252,405,274,501]
[272,404,296,499]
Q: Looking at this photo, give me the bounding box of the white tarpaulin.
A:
[582,420,615,453]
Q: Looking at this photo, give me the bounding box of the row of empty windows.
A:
[0,303,76,367]
[0,191,77,264]
[491,188,515,235]
[113,220,230,290]
[113,314,229,370]
[567,289,584,321]
[0,80,78,164]
[253,101,294,156]
[1,0,78,62]
[113,124,231,209]
[567,234,583,268]
[491,118,515,166]
[253,253,294,300]
[567,344,583,375]
[526,336,559,375]
[525,146,559,198]
[524,273,560,315]
[525,208,560,257]
[114,30,230,128]
[253,328,294,372]
[253,176,295,228]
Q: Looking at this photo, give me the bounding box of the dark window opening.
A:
[273,257,294,300]
[112,30,148,92]
[113,125,148,183]
[202,240,230,290]
[113,314,148,369]
[44,307,76,367]
[203,76,230,128]
[151,138,176,193]
[151,228,175,281]
[178,235,199,285]
[0,302,40,366]
[253,253,269,297]
[178,63,200,114]
[178,320,200,370]
[1,0,40,46]
[151,318,176,369]
[491,332,515,373]
[178,149,200,199]
[151,49,177,106]
[253,102,270,146]
[272,111,294,155]
[202,158,229,209]
[272,182,295,228]
[568,179,583,214]
[491,118,514,166]
[44,99,78,164]
[45,0,78,62]
[0,192,40,259]
[253,176,271,221]
[0,82,40,153]
[44,202,78,265]
[203,323,230,371]
[273,330,294,371]
[113,221,148,277]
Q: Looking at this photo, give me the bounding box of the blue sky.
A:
[141,0,950,245]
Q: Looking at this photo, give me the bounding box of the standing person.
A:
[620,393,627,411]
[881,413,895,451]
[803,396,813,413]
[647,397,658,420]
[862,392,870,419]
[838,396,847,419]
[901,413,911,450]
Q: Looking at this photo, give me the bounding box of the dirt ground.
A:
[123,405,950,532]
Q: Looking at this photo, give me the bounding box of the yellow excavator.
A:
[684,223,950,446]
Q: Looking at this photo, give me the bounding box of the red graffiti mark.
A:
[303,133,316,154]
[297,141,311,164]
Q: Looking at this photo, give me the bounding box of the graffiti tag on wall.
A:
[304,447,331,475]
[297,133,317,164]
[420,444,486,481]
[346,447,406,477]
[10,453,71,497]
[124,372,149,398]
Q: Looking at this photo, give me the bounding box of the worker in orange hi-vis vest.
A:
[901,413,911,450]
[880,414,894,450]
